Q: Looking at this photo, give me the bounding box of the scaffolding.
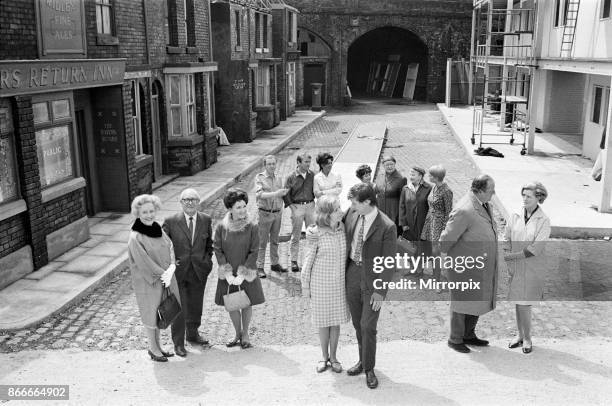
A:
[470,0,537,155]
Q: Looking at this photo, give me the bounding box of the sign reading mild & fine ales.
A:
[93,108,122,157]
[36,0,87,57]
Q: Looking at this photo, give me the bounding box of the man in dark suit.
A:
[343,183,396,389]
[162,188,213,357]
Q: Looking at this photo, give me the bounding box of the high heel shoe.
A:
[160,349,174,357]
[226,335,242,348]
[508,338,523,349]
[522,341,532,354]
[148,350,168,362]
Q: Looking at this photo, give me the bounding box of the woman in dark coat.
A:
[128,194,180,362]
[421,165,453,282]
[214,188,265,349]
[375,156,407,235]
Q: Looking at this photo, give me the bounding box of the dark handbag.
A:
[157,287,181,329]
[223,285,251,312]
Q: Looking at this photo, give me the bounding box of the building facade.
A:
[0,0,218,286]
[286,0,473,106]
[470,0,612,210]
[271,2,300,120]
[212,0,281,143]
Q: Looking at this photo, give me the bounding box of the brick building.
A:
[0,0,217,286]
[271,1,300,120]
[211,0,281,143]
[286,0,472,106]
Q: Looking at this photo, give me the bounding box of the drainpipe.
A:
[207,0,216,128]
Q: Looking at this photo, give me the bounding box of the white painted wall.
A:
[583,74,612,160]
[539,0,612,59]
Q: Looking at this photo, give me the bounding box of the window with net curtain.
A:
[95,0,113,35]
[168,73,197,137]
[0,104,18,204]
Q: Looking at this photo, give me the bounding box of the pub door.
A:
[74,90,101,215]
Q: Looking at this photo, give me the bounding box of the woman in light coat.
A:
[128,194,179,362]
[504,182,551,354]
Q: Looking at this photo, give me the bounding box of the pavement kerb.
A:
[437,103,511,224]
[2,111,326,332]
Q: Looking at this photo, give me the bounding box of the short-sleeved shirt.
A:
[255,171,284,211]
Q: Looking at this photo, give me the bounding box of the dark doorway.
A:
[74,89,101,215]
[347,27,428,100]
[303,64,325,106]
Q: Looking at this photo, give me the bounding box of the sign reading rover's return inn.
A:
[0,59,126,97]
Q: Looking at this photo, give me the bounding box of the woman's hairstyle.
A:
[223,188,249,209]
[315,195,340,228]
[382,155,396,164]
[316,152,334,170]
[521,181,548,204]
[131,194,162,217]
[355,164,372,180]
[428,165,446,182]
[348,183,377,206]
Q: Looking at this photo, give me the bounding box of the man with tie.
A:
[162,188,213,357]
[439,174,499,353]
[343,183,396,389]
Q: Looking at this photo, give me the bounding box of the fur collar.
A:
[132,218,162,238]
[223,212,251,232]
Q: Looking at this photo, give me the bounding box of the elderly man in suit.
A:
[162,188,213,357]
[344,183,396,389]
[439,174,499,353]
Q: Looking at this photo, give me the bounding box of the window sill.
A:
[41,177,86,203]
[167,46,185,54]
[0,199,27,222]
[135,154,153,169]
[167,134,204,147]
[186,46,200,54]
[96,34,119,46]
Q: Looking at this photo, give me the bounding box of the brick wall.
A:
[286,0,472,105]
[42,190,87,234]
[0,214,27,259]
[0,0,38,59]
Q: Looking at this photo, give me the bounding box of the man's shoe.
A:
[270,264,288,273]
[174,345,187,357]
[186,333,209,346]
[463,337,489,347]
[291,261,300,272]
[366,370,379,389]
[257,268,266,278]
[346,361,363,376]
[447,341,471,353]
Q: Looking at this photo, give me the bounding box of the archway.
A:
[298,28,332,106]
[347,27,428,100]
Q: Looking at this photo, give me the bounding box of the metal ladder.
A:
[560,0,580,58]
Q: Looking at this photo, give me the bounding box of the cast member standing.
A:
[162,188,213,357]
[313,152,342,199]
[375,156,407,235]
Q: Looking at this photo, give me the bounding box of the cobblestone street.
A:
[1,101,611,353]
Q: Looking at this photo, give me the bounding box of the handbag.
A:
[157,287,181,329]
[223,285,251,312]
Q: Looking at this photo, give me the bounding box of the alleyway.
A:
[1,100,611,405]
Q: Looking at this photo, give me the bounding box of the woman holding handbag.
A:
[128,194,179,362]
[214,188,265,349]
[301,195,350,373]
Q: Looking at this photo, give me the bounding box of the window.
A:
[95,0,113,35]
[0,104,18,204]
[592,86,611,126]
[288,11,297,44]
[255,13,262,50]
[287,62,296,103]
[554,0,570,27]
[167,74,197,137]
[256,66,270,106]
[234,9,241,47]
[603,0,611,19]
[32,95,75,188]
[130,81,143,155]
[263,14,268,50]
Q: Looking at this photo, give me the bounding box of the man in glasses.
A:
[162,188,213,357]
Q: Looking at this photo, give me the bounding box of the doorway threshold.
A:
[152,174,181,191]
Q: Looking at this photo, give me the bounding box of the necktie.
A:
[355,215,365,263]
[188,217,194,244]
[482,202,490,216]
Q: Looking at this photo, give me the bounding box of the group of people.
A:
[126,149,552,390]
